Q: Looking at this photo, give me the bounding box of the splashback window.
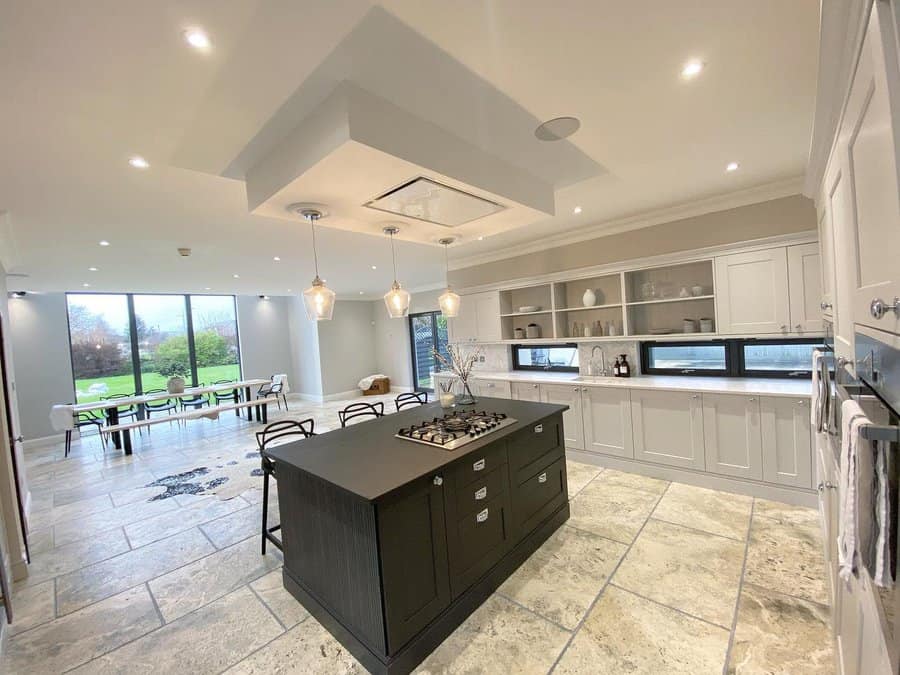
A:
[512,344,579,372]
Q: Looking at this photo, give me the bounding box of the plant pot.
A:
[167,376,186,394]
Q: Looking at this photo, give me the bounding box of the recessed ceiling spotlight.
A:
[128,156,149,169]
[184,28,211,50]
[99,240,110,246]
[204,287,211,291]
[534,116,581,141]
[233,274,240,279]
[371,265,377,270]
[359,291,365,295]
[726,161,740,172]
[477,236,484,241]
[573,206,582,215]
[82,283,90,288]
[273,256,281,262]
[88,267,98,272]
[681,60,704,79]
[287,288,292,293]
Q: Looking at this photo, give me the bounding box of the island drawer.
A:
[454,465,506,517]
[447,492,511,597]
[511,455,567,539]
[507,416,561,474]
[451,442,508,490]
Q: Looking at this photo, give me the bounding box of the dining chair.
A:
[211,379,239,405]
[395,391,429,412]
[143,388,177,424]
[65,411,107,458]
[256,418,315,554]
[257,374,289,411]
[180,383,208,411]
[338,401,385,428]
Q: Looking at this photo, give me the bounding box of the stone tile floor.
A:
[4,393,834,674]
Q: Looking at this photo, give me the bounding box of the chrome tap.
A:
[590,346,607,376]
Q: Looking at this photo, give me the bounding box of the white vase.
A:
[582,289,596,307]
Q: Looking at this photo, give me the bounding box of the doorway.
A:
[408,311,449,393]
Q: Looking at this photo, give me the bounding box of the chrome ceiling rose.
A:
[285,202,329,219]
[534,116,581,141]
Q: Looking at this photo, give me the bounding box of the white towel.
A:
[50,404,75,431]
[838,399,893,587]
[811,349,823,428]
[357,374,388,390]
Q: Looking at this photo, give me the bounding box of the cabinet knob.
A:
[795,324,802,331]
[870,297,900,320]
[825,481,836,490]
[691,394,700,399]
[797,400,806,405]
[780,324,788,331]
[748,398,756,402]
[820,301,832,310]
[817,482,825,493]
[532,384,538,388]
[433,475,443,486]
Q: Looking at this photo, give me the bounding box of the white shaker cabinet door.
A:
[823,159,856,364]
[787,243,823,334]
[510,381,541,402]
[540,384,584,450]
[470,378,510,399]
[473,291,502,342]
[582,386,633,458]
[702,393,763,481]
[631,389,705,470]
[816,205,836,318]
[448,297,477,343]
[760,397,812,488]
[841,2,900,334]
[715,248,790,334]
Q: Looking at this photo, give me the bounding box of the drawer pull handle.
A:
[534,424,543,433]
[473,458,486,472]
[476,508,489,523]
[538,472,547,484]
[475,486,487,500]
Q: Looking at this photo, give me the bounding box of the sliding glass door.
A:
[409,311,448,392]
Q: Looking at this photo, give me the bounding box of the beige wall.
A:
[449,195,817,288]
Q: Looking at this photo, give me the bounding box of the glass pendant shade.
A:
[303,275,336,321]
[384,281,411,318]
[438,288,460,317]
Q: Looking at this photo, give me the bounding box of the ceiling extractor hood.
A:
[365,177,505,227]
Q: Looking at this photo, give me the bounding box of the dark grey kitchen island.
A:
[264,396,570,675]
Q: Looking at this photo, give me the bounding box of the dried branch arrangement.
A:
[432,345,482,382]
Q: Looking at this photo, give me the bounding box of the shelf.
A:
[625,295,714,307]
[499,310,552,317]
[554,304,622,313]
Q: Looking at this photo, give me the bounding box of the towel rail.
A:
[860,424,900,442]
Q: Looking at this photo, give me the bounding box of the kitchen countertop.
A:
[435,370,812,398]
[264,398,568,502]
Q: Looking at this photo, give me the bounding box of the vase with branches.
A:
[432,345,482,405]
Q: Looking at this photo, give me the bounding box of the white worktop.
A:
[435,370,811,398]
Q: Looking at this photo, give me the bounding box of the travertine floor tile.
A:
[554,585,729,674]
[9,579,55,635]
[53,496,180,547]
[567,480,660,544]
[745,515,827,605]
[201,503,275,549]
[499,525,626,629]
[565,460,602,498]
[613,519,744,627]
[595,468,669,495]
[148,535,281,622]
[728,583,834,674]
[415,594,571,674]
[71,586,283,674]
[754,498,820,527]
[23,527,130,587]
[1,585,160,673]
[249,569,309,629]
[123,495,247,548]
[653,482,753,540]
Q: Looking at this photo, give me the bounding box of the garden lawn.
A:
[74,364,242,403]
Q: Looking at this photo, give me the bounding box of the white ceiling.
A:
[0,0,819,296]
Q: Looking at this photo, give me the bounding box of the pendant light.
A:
[438,237,460,317]
[297,208,335,321]
[382,226,411,318]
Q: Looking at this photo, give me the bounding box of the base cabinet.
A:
[470,378,511,399]
[510,381,541,402]
[631,389,705,470]
[761,397,812,488]
[582,386,634,458]
[702,393,762,480]
[540,384,585,450]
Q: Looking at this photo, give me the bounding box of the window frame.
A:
[639,337,824,379]
[512,343,579,373]
[640,339,735,377]
[408,310,448,393]
[65,292,242,402]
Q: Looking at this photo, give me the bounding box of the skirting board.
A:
[294,386,413,403]
[23,433,65,450]
[566,449,817,508]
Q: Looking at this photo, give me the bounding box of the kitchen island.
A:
[264,397,569,675]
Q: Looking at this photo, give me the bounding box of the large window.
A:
[409,311,449,391]
[512,344,579,372]
[641,338,823,378]
[66,294,241,403]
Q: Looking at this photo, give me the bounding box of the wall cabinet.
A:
[702,393,762,480]
[510,381,541,402]
[787,243,823,333]
[760,397,812,488]
[449,291,501,343]
[540,384,585,451]
[631,389,705,470]
[581,386,633,458]
[715,248,791,334]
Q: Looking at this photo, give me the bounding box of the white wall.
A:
[373,289,443,389]
[317,300,378,396]
[236,295,294,381]
[9,293,75,440]
[287,296,322,398]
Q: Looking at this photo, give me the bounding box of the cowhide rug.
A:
[143,448,264,502]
